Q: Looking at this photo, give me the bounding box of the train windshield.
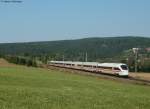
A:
[121,65,128,70]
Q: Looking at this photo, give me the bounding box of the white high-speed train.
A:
[49,61,129,77]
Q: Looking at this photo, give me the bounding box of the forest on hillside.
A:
[0,36,150,72]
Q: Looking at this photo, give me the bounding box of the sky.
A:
[0,0,150,43]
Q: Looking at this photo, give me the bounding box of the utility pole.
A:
[85,52,87,62]
[62,55,65,65]
[133,48,139,72]
[62,55,65,61]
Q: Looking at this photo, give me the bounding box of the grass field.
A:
[0,65,150,109]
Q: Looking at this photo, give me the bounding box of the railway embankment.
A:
[130,73,150,82]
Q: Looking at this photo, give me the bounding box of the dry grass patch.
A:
[0,58,16,67]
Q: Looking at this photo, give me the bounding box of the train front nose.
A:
[119,65,129,76]
[119,70,129,76]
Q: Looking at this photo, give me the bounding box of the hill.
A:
[0,36,150,61]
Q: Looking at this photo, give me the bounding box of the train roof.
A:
[98,63,126,67]
[50,61,127,67]
[76,62,99,66]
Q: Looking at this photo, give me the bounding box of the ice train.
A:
[48,61,129,77]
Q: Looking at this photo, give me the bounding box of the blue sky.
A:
[0,0,150,43]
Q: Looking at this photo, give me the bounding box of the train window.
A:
[121,65,128,70]
[98,66,112,69]
[83,65,91,67]
[114,67,120,70]
[78,65,82,66]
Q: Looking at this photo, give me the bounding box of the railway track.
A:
[47,65,150,86]
[127,76,150,85]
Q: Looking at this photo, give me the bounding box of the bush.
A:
[4,55,37,67]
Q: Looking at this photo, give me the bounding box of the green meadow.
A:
[0,66,150,109]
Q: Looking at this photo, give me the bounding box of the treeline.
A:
[0,37,150,61]
[4,55,37,67]
[120,49,150,72]
[0,37,150,72]
[121,58,150,72]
